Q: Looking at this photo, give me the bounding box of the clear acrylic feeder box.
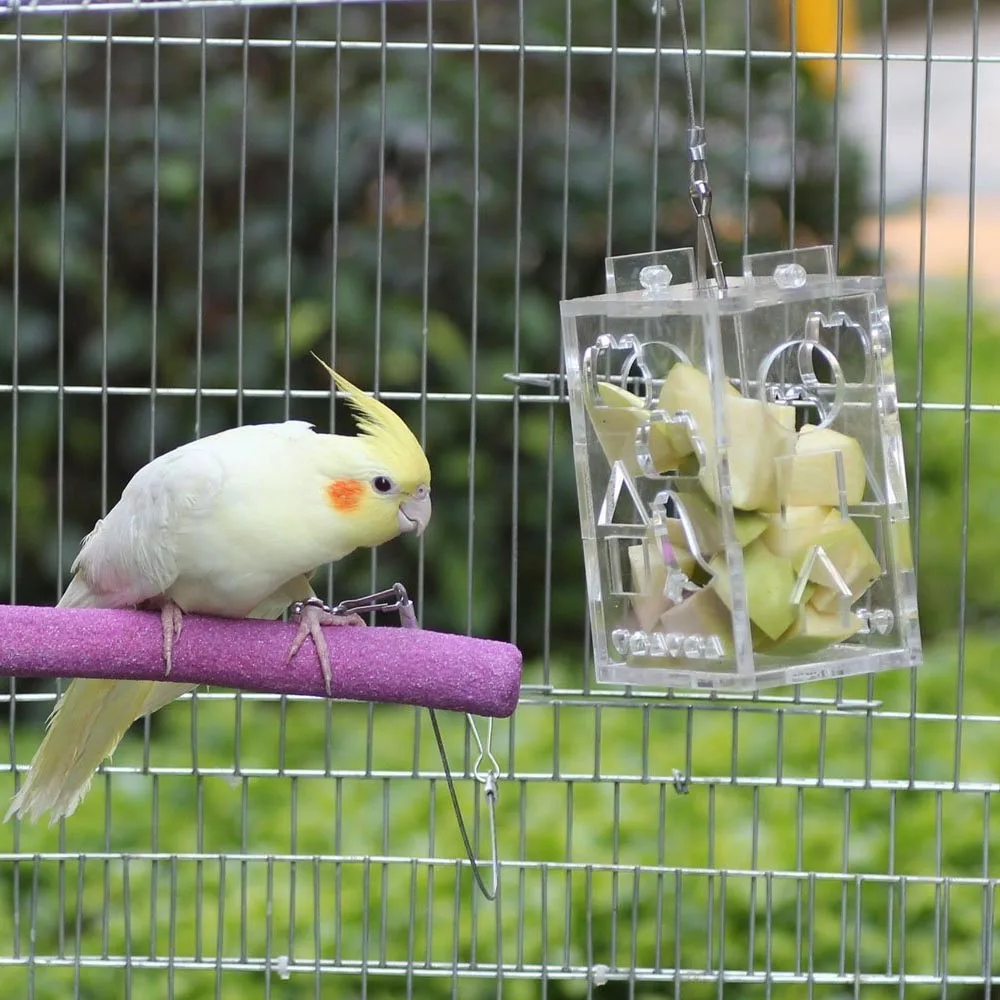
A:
[560,245,922,691]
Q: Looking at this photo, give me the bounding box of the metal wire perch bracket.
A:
[293,583,502,902]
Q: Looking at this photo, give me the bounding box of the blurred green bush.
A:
[892,292,1000,642]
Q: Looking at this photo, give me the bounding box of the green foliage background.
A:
[0,1,994,997]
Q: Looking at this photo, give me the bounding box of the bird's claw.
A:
[287,601,366,696]
[160,601,184,677]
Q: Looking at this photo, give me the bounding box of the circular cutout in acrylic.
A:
[756,337,846,430]
[582,335,641,410]
[583,337,697,481]
[582,334,654,406]
[583,335,693,410]
[804,310,875,387]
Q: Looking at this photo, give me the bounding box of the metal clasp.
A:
[315,582,500,901]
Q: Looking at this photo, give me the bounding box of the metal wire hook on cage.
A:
[296,582,501,902]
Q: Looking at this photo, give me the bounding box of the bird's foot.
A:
[160,600,185,677]
[288,599,366,696]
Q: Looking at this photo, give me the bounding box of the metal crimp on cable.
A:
[687,125,727,292]
[675,0,727,292]
[295,583,501,902]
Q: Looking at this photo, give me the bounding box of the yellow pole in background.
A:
[775,0,859,98]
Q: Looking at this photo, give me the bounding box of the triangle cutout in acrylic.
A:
[598,461,651,529]
[791,544,853,606]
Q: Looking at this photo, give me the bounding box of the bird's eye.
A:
[372,476,394,494]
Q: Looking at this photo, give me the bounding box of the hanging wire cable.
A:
[674,0,727,290]
[295,584,501,901]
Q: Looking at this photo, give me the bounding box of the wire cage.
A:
[1,0,998,996]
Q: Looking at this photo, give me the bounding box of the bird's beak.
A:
[398,492,432,537]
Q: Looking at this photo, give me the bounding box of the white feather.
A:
[6,419,382,825]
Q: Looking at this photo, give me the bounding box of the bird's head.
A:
[313,357,432,549]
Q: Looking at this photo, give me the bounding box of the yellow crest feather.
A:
[311,354,431,487]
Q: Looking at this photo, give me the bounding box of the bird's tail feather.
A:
[5,677,193,824]
[7,573,311,825]
[7,571,196,824]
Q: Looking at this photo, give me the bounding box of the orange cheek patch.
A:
[326,478,364,512]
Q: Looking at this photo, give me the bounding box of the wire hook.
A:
[332,582,501,901]
[428,709,501,901]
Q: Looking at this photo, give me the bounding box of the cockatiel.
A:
[6,360,431,825]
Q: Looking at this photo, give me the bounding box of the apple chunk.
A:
[586,381,687,477]
[760,505,831,561]
[657,587,735,656]
[626,539,696,632]
[778,424,867,507]
[767,604,862,657]
[709,539,799,641]
[891,518,915,573]
[661,494,767,562]
[796,511,883,613]
[733,510,770,547]
[626,541,669,632]
[659,362,796,511]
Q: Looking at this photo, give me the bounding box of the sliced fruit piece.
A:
[664,516,694,551]
[734,510,769,547]
[796,511,883,613]
[626,541,670,632]
[890,518,915,573]
[663,507,768,562]
[626,536,699,633]
[767,604,863,657]
[659,362,796,511]
[656,587,735,656]
[760,505,831,561]
[586,382,685,477]
[676,453,701,477]
[778,424,867,507]
[709,539,799,641]
[655,366,739,457]
[656,364,717,460]
[662,492,720,559]
[665,542,697,581]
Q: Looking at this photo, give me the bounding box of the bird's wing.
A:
[9,425,325,825]
[63,442,229,609]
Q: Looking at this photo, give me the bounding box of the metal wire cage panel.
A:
[2,0,999,997]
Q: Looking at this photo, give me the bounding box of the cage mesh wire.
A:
[0,0,997,996]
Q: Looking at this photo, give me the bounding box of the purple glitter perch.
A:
[0,606,522,719]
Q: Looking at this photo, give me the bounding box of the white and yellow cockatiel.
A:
[6,360,431,825]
